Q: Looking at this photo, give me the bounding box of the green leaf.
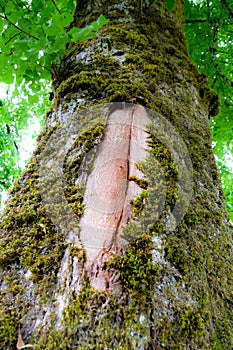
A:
[7,10,20,22]
[0,108,11,125]
[68,15,108,43]
[91,15,109,31]
[31,1,43,12]
[41,4,55,22]
[1,71,14,84]
[96,14,109,26]
[63,13,74,26]
[68,27,95,42]
[0,19,4,33]
[28,95,39,104]
[0,54,8,71]
[14,40,30,52]
[43,23,63,36]
[166,0,175,11]
[66,0,76,12]
[4,2,14,15]
[52,14,65,27]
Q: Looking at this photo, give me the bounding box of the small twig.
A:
[0,13,39,40]
[185,19,208,23]
[51,59,60,79]
[211,24,233,87]
[51,0,61,14]
[17,328,34,349]
[4,32,20,45]
[36,62,52,74]
[216,49,230,54]
[138,0,143,18]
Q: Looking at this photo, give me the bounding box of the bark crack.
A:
[79,104,149,290]
[110,106,135,250]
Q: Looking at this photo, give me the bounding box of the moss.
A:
[50,21,199,112]
[108,234,160,297]
[129,175,148,189]
[130,190,149,217]
[106,81,153,104]
[199,84,221,118]
[73,124,104,148]
[65,185,85,217]
[156,301,210,349]
[0,122,106,348]
[63,124,105,182]
[69,246,86,261]
[50,18,220,124]
[35,234,161,349]
[178,306,208,338]
[0,161,60,275]
[56,72,107,100]
[0,304,19,349]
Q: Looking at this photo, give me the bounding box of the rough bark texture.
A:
[0,0,232,349]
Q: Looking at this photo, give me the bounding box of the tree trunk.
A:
[0,0,232,349]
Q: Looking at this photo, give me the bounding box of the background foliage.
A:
[0,0,232,220]
[185,0,233,221]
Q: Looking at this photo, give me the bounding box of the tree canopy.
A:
[0,0,232,219]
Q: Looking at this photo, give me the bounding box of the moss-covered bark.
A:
[0,0,232,349]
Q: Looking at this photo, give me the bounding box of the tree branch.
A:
[217,60,231,64]
[211,24,233,87]
[5,32,20,45]
[220,0,233,24]
[215,49,230,54]
[0,13,39,40]
[51,0,61,14]
[185,19,208,23]
[219,28,233,34]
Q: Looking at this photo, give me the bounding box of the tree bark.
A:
[0,0,232,349]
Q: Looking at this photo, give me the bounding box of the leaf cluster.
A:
[0,0,108,85]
